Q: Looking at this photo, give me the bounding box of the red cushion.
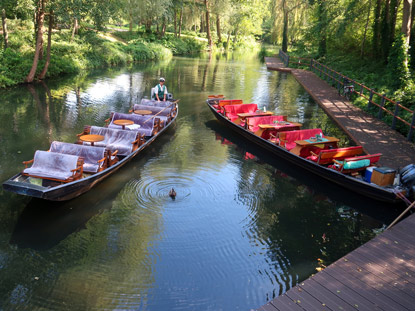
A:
[247,115,286,132]
[283,129,323,144]
[224,103,258,117]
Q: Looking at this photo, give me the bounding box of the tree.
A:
[39,9,53,80]
[1,8,8,50]
[204,0,213,48]
[25,0,46,83]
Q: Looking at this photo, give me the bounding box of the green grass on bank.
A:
[0,27,207,88]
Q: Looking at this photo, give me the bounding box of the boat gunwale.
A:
[2,104,178,199]
[206,102,400,204]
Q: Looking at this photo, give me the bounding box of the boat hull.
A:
[3,107,178,201]
[207,103,401,204]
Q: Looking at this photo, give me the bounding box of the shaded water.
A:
[0,53,398,310]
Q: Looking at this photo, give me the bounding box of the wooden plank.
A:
[312,270,381,310]
[366,233,415,264]
[285,285,330,311]
[256,302,278,311]
[337,256,415,300]
[269,294,305,311]
[324,259,413,310]
[352,245,415,285]
[298,278,356,310]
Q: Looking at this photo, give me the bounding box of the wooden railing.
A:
[278,50,415,142]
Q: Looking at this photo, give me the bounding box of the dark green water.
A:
[0,53,398,310]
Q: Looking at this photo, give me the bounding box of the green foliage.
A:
[387,34,410,90]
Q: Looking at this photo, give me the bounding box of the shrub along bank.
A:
[0,29,206,88]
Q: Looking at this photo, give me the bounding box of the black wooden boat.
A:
[207,100,413,204]
[3,102,178,201]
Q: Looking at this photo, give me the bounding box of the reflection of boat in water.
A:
[3,100,178,201]
[206,120,402,223]
[207,98,414,205]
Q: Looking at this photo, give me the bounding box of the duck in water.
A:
[169,188,176,200]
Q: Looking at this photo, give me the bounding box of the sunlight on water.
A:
[0,52,396,310]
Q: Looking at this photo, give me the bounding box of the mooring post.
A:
[392,101,400,129]
[408,109,415,141]
[368,90,373,109]
[378,94,386,119]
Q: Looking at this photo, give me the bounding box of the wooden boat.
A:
[207,98,414,204]
[3,100,178,201]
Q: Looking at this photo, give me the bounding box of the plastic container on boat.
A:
[364,167,375,183]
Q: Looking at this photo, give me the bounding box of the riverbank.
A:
[0,28,206,88]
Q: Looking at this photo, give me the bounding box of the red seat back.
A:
[283,128,323,144]
[247,115,287,132]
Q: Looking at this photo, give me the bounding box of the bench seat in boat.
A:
[23,150,83,182]
[130,104,173,117]
[107,112,161,136]
[223,103,258,123]
[85,126,141,156]
[50,141,107,173]
[307,146,364,165]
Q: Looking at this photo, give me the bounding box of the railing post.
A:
[310,59,313,71]
[286,55,290,67]
[408,109,415,141]
[378,94,386,119]
[368,90,373,109]
[392,101,400,129]
[360,85,364,95]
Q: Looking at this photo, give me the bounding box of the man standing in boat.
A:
[154,77,168,101]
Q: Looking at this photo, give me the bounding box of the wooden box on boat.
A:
[371,167,396,187]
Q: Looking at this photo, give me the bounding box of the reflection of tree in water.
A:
[1,165,162,309]
[231,152,381,296]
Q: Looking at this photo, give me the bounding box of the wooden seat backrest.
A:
[278,128,323,147]
[317,146,364,163]
[218,99,243,108]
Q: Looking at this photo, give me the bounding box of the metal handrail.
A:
[278,50,415,141]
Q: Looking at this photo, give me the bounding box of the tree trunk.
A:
[39,10,53,80]
[1,8,8,50]
[216,14,221,42]
[402,0,413,44]
[174,8,177,37]
[409,0,415,68]
[71,18,78,40]
[204,0,212,48]
[389,0,400,44]
[373,0,382,56]
[361,0,373,57]
[317,0,327,57]
[161,17,166,37]
[200,14,204,33]
[25,0,45,83]
[282,2,289,53]
[129,10,133,32]
[381,0,391,61]
[178,8,183,37]
[145,20,152,33]
[226,31,231,49]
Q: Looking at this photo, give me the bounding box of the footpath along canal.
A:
[0,53,402,310]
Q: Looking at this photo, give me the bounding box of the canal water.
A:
[0,52,398,310]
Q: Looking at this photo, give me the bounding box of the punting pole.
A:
[143,100,179,124]
[387,200,415,230]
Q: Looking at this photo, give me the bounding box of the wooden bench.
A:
[223,103,258,124]
[22,150,84,183]
[330,153,382,174]
[129,104,176,119]
[278,129,323,150]
[49,141,108,173]
[78,126,144,157]
[105,112,164,136]
[218,99,243,110]
[308,146,364,165]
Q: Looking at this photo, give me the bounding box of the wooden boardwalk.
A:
[265,57,415,169]
[257,212,415,311]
